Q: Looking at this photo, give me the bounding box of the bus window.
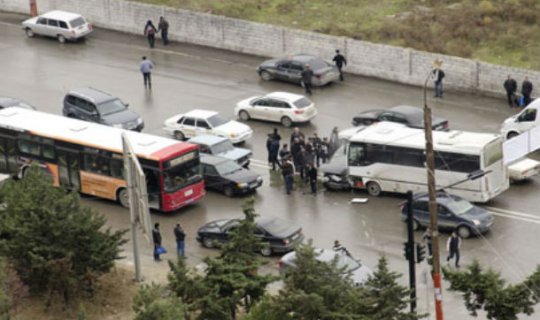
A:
[42,138,55,160]
[435,151,479,173]
[111,159,124,179]
[19,138,41,156]
[84,154,110,175]
[348,143,367,166]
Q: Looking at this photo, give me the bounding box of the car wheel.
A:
[202,237,215,248]
[366,181,382,197]
[457,225,472,239]
[281,116,293,127]
[57,35,66,43]
[117,188,130,208]
[25,28,35,38]
[224,186,234,197]
[412,219,420,231]
[507,132,518,139]
[260,245,272,257]
[239,110,250,121]
[260,71,272,81]
[174,131,185,141]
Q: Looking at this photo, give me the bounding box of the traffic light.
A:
[416,243,426,263]
[403,242,412,261]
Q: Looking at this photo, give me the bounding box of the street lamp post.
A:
[423,65,444,320]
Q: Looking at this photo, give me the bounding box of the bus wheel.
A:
[457,225,472,239]
[366,181,381,197]
[118,188,130,208]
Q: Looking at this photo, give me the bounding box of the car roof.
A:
[265,92,305,103]
[41,10,83,21]
[389,105,423,122]
[189,135,228,145]
[413,191,465,204]
[200,154,231,165]
[67,87,116,104]
[183,109,219,119]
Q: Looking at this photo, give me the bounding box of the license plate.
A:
[184,189,193,197]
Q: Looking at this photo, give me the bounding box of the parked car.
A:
[401,192,494,238]
[257,54,339,86]
[164,109,252,144]
[0,97,36,110]
[352,105,449,130]
[22,10,92,43]
[235,92,317,127]
[507,157,540,182]
[188,135,251,167]
[279,248,373,286]
[501,99,540,139]
[196,216,304,256]
[200,155,262,196]
[63,87,144,131]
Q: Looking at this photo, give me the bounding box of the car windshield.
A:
[163,152,201,193]
[207,114,229,127]
[446,199,474,216]
[97,99,127,116]
[70,17,86,28]
[215,160,242,175]
[293,97,312,109]
[210,140,234,154]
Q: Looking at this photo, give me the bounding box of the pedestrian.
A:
[174,223,186,257]
[446,231,461,268]
[301,64,314,95]
[311,133,322,166]
[152,223,162,262]
[422,227,433,257]
[290,127,305,145]
[522,76,533,107]
[266,134,280,170]
[271,127,282,142]
[333,240,351,257]
[332,49,347,81]
[281,156,295,195]
[143,20,157,48]
[320,138,330,164]
[328,127,340,157]
[432,59,445,98]
[279,143,291,161]
[503,74,518,108]
[295,146,307,182]
[157,16,169,46]
[140,56,154,90]
[307,162,318,195]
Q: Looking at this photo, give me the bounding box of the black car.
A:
[257,54,339,86]
[352,105,448,130]
[0,97,36,110]
[401,192,494,238]
[196,216,304,256]
[200,155,262,197]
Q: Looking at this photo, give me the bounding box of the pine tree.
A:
[132,283,185,320]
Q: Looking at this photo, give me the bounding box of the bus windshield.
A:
[163,152,201,192]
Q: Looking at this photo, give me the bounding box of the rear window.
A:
[307,58,328,71]
[293,97,312,109]
[69,17,86,28]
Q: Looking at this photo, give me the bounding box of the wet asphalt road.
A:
[2,11,540,318]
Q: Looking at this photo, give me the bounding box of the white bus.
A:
[346,122,509,202]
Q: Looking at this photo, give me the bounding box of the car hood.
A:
[214,121,251,135]
[164,114,183,126]
[459,206,493,223]
[101,109,141,125]
[224,168,261,183]
[22,17,39,25]
[218,148,252,161]
[503,115,517,126]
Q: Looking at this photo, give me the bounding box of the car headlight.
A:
[237,182,248,188]
[136,118,143,125]
[112,123,123,128]
[472,219,480,226]
[229,133,238,138]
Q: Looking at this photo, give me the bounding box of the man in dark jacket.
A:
[307,162,318,195]
[281,156,294,195]
[158,16,169,46]
[333,49,347,81]
[279,144,291,161]
[503,75,518,108]
[522,77,534,107]
[301,64,314,95]
[174,223,186,257]
[432,63,445,98]
[446,231,461,268]
[267,134,280,170]
[152,223,162,261]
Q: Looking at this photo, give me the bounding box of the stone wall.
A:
[2,0,539,97]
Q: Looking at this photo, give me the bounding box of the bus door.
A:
[0,136,19,175]
[57,149,81,190]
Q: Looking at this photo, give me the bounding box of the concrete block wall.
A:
[2,0,540,97]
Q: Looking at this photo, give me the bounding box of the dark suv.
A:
[63,87,144,131]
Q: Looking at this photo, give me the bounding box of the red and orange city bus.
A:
[0,107,205,212]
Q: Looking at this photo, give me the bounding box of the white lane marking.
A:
[483,206,539,219]
[488,212,540,224]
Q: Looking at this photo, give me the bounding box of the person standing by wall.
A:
[152,223,162,262]
[333,49,347,81]
[139,56,154,90]
[301,64,314,95]
[143,20,157,48]
[503,75,518,108]
[522,76,533,107]
[446,231,461,268]
[174,223,186,258]
[158,16,169,46]
[432,59,445,98]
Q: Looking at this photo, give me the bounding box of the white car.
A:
[507,157,540,182]
[163,109,252,144]
[22,10,93,43]
[235,92,317,127]
[501,98,540,140]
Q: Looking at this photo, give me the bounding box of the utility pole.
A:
[405,191,417,313]
[423,62,444,320]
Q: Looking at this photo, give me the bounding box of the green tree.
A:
[132,283,185,320]
[444,261,540,320]
[0,166,127,306]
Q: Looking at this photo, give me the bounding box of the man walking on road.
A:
[140,56,154,90]
[307,162,318,195]
[446,231,461,268]
[281,156,294,195]
[503,75,518,108]
[174,223,186,258]
[158,16,170,46]
[522,76,533,107]
[301,64,314,95]
[333,49,347,81]
[152,223,163,262]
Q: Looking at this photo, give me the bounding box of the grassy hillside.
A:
[133,0,540,69]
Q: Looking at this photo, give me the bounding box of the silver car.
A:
[22,10,93,43]
[188,135,252,167]
[257,54,340,86]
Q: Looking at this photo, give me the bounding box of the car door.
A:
[179,117,197,138]
[203,163,224,191]
[288,62,304,83]
[514,107,537,133]
[437,204,456,230]
[46,19,60,37]
[274,61,291,81]
[251,98,270,120]
[34,17,48,35]
[266,98,288,122]
[195,119,212,137]
[412,200,430,227]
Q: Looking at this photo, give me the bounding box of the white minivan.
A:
[501,98,540,140]
[22,10,93,43]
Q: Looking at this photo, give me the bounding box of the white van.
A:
[22,10,93,43]
[501,98,540,140]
